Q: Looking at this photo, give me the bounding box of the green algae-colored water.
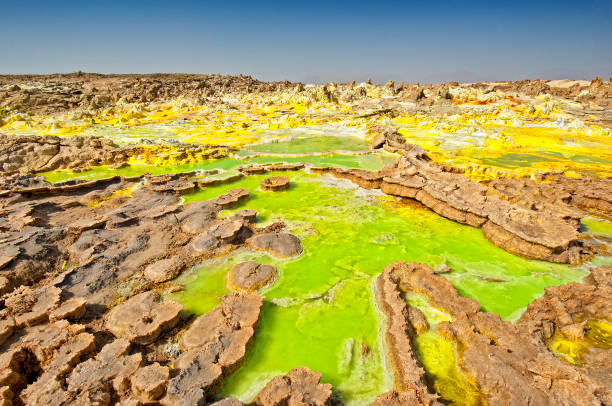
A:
[40,151,394,184]
[582,216,612,238]
[39,158,244,184]
[242,135,369,155]
[175,170,587,405]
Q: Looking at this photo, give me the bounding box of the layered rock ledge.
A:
[328,143,608,263]
[374,261,612,405]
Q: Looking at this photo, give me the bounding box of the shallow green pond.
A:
[40,151,394,184]
[175,170,587,404]
[39,158,244,184]
[242,135,369,155]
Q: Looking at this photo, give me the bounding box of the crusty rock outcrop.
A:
[255,366,333,406]
[377,261,612,405]
[130,362,170,402]
[488,172,612,216]
[374,266,443,405]
[260,176,290,191]
[248,232,303,258]
[66,338,142,403]
[324,148,591,263]
[143,256,185,283]
[0,134,136,173]
[105,291,182,345]
[4,286,61,327]
[165,293,263,405]
[517,265,612,390]
[212,188,250,208]
[228,261,277,291]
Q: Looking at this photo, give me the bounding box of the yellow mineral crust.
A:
[1,83,610,178]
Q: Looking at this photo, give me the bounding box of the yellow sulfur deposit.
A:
[2,83,611,179]
[548,319,612,365]
[88,183,139,207]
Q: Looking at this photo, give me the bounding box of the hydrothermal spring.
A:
[36,133,612,405]
[170,169,589,405]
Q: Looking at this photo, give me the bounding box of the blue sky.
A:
[1,1,611,83]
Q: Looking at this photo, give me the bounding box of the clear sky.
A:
[1,0,611,83]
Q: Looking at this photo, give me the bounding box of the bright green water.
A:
[582,216,612,238]
[39,152,394,184]
[39,159,244,184]
[242,135,369,155]
[177,171,587,404]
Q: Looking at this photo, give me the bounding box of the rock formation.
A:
[260,176,290,191]
[374,261,612,405]
[228,261,278,291]
[255,367,334,406]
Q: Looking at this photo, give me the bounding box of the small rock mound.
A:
[229,261,277,291]
[105,291,182,345]
[4,286,62,327]
[66,338,142,403]
[235,209,258,223]
[212,188,250,208]
[255,367,333,406]
[143,257,185,283]
[260,176,290,191]
[49,297,87,322]
[130,362,169,402]
[248,232,303,257]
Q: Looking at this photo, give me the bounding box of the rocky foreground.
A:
[0,74,611,405]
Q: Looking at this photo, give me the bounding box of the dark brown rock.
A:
[234,209,258,223]
[166,293,263,405]
[212,188,250,208]
[67,339,142,402]
[0,310,15,347]
[331,168,383,189]
[5,286,61,327]
[165,342,224,405]
[376,153,588,263]
[374,264,442,403]
[379,261,612,405]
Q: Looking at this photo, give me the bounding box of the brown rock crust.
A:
[165,293,263,405]
[255,366,333,406]
[376,261,612,405]
[248,232,303,258]
[212,188,250,208]
[260,176,290,191]
[0,134,136,174]
[228,261,278,291]
[131,362,169,402]
[143,256,185,283]
[105,291,182,345]
[326,147,592,263]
